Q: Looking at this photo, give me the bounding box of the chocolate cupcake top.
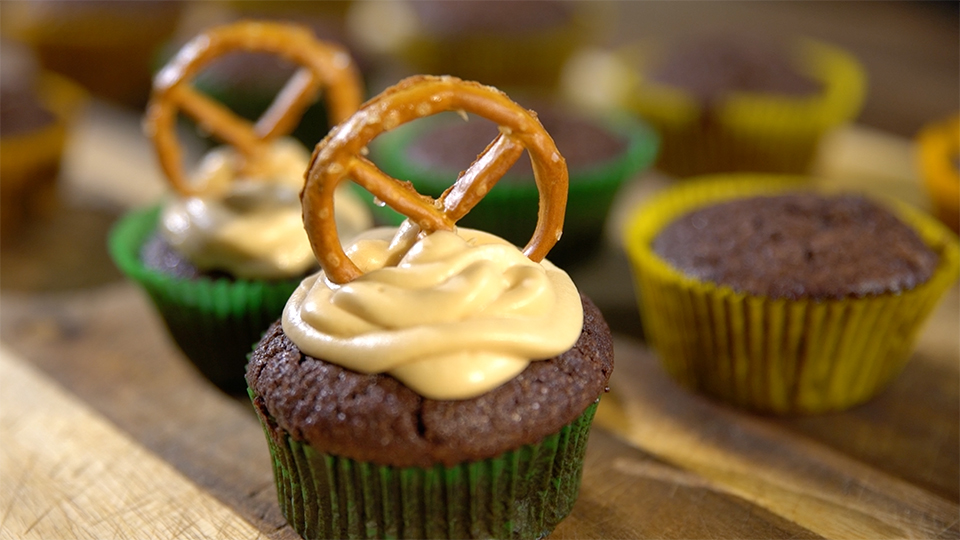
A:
[247,293,613,468]
[409,0,576,36]
[649,36,822,106]
[653,193,939,300]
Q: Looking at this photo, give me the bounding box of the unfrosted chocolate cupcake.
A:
[0,41,86,245]
[624,176,959,413]
[621,35,865,176]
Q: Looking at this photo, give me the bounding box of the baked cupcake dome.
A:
[363,0,597,93]
[623,175,959,413]
[367,105,658,263]
[619,36,866,177]
[0,43,87,245]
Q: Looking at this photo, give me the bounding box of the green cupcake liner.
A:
[366,113,658,264]
[252,392,599,540]
[108,205,302,393]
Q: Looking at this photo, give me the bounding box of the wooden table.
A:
[1,92,957,540]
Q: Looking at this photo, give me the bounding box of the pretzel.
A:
[302,75,569,284]
[144,21,363,197]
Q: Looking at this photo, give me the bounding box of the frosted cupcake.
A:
[108,21,371,393]
[624,175,958,413]
[247,76,614,539]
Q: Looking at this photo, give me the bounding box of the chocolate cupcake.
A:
[247,76,614,538]
[624,175,959,413]
[108,21,370,393]
[0,41,86,245]
[368,103,658,263]
[1,0,184,107]
[618,35,866,177]
[348,0,597,93]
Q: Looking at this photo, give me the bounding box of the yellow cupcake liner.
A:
[620,38,866,177]
[1,72,87,241]
[400,5,598,93]
[916,113,960,233]
[623,175,959,414]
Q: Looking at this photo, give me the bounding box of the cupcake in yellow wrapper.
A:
[349,0,598,94]
[1,67,87,245]
[623,176,959,414]
[619,37,866,177]
[916,113,960,234]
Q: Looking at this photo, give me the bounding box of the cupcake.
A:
[618,35,866,177]
[916,113,960,234]
[367,102,658,264]
[1,0,184,107]
[108,21,371,393]
[0,40,87,245]
[347,0,598,94]
[247,75,614,539]
[623,175,959,413]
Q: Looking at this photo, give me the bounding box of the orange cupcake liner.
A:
[916,113,960,234]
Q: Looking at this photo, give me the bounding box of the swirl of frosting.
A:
[282,226,584,400]
[159,138,372,280]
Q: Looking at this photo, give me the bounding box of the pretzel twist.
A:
[303,75,569,284]
[144,21,363,197]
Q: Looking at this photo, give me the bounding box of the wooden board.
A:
[1,100,958,539]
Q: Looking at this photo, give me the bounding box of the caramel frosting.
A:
[282,225,584,400]
[159,138,371,280]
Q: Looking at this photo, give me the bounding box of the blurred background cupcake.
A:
[0,0,184,108]
[0,40,87,246]
[366,101,659,265]
[623,175,958,413]
[565,34,866,178]
[916,113,960,234]
[345,0,607,96]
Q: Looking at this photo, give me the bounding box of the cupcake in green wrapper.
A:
[247,76,615,538]
[615,35,866,177]
[366,103,658,264]
[623,175,959,413]
[108,21,371,393]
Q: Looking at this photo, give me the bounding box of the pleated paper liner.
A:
[108,206,301,393]
[397,3,598,93]
[623,175,960,414]
[621,38,866,177]
[252,391,599,540]
[916,113,960,234]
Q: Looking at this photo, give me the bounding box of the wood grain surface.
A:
[1,3,958,536]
